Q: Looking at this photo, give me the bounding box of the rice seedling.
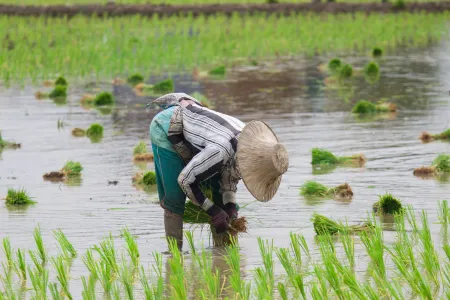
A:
[53,229,77,259]
[96,261,114,293]
[133,141,147,155]
[328,58,341,74]
[151,79,174,94]
[418,211,441,284]
[300,181,353,199]
[119,257,134,300]
[312,213,373,235]
[94,234,118,274]
[55,76,68,87]
[49,282,63,300]
[49,85,67,99]
[209,66,226,76]
[339,63,353,79]
[167,238,187,300]
[289,232,309,267]
[140,171,156,186]
[111,282,121,300]
[71,128,86,137]
[28,266,49,299]
[196,248,221,299]
[93,92,114,106]
[224,239,251,300]
[81,275,96,300]
[61,161,82,176]
[360,221,386,281]
[13,248,26,280]
[438,200,449,226]
[352,100,397,114]
[258,238,274,289]
[277,282,288,300]
[275,247,306,299]
[375,101,397,112]
[364,61,380,78]
[372,193,403,215]
[86,123,104,138]
[372,47,383,57]
[420,128,450,142]
[127,73,144,86]
[33,225,47,263]
[29,250,44,275]
[4,188,35,205]
[2,237,13,267]
[311,148,365,166]
[82,248,98,280]
[414,154,450,177]
[121,228,140,268]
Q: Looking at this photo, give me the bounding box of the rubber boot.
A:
[164,209,183,250]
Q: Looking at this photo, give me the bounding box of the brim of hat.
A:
[237,120,283,202]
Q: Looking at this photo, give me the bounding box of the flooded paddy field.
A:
[1,29,450,298]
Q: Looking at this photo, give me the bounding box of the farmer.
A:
[148,93,289,249]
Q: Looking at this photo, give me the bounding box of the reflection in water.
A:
[65,176,83,187]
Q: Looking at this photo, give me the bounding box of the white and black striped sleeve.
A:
[167,106,193,163]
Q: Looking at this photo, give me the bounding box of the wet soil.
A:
[1,2,450,17]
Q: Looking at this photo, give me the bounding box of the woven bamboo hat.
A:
[236,121,289,202]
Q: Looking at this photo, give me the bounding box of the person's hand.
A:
[225,203,238,220]
[209,208,230,234]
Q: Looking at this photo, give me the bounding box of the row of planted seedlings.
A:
[1,200,449,299]
[1,13,449,84]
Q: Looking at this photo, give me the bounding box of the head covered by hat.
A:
[146,93,203,111]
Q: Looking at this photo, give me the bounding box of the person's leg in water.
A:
[152,144,186,249]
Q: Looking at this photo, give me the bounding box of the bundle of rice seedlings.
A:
[372,193,403,215]
[133,171,157,187]
[311,148,365,166]
[93,92,114,106]
[4,188,35,206]
[43,171,65,181]
[71,128,86,137]
[43,80,54,87]
[80,94,95,106]
[372,47,383,57]
[328,58,342,74]
[414,154,450,177]
[86,123,103,137]
[127,73,144,86]
[364,62,380,77]
[55,76,68,87]
[152,79,174,94]
[133,141,154,161]
[209,66,226,76]
[49,85,67,99]
[312,213,373,235]
[35,91,49,99]
[419,129,450,142]
[375,102,397,113]
[61,161,83,176]
[352,100,396,114]
[300,181,353,200]
[339,64,353,79]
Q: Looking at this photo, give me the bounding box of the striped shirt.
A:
[168,103,245,211]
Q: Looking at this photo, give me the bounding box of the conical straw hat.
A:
[236,121,289,202]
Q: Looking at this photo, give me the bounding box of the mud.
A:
[1,2,450,18]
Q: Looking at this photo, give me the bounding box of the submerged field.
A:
[0,13,449,83]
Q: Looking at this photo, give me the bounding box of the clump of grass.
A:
[301,181,354,199]
[328,58,342,74]
[372,47,383,57]
[55,76,68,87]
[62,161,83,176]
[86,123,103,137]
[364,62,380,77]
[71,128,86,137]
[414,154,450,177]
[127,73,144,86]
[209,65,226,76]
[311,148,365,166]
[93,92,114,106]
[4,188,35,205]
[372,193,403,215]
[312,213,373,235]
[352,100,397,114]
[420,128,450,143]
[152,79,174,94]
[339,63,353,79]
[49,85,67,99]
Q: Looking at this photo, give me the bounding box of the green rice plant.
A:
[300,181,353,199]
[167,237,187,300]
[275,247,305,299]
[33,225,47,263]
[438,200,449,226]
[339,63,353,79]
[257,238,274,294]
[224,240,251,300]
[13,248,26,280]
[372,193,403,215]
[29,250,44,274]
[433,154,450,173]
[5,188,35,205]
[196,249,221,300]
[418,211,440,284]
[139,266,154,300]
[364,62,380,77]
[51,256,72,300]
[152,79,174,94]
[119,257,134,300]
[111,282,121,300]
[94,234,118,274]
[393,0,406,9]
[81,275,96,300]
[0,261,14,300]
[420,129,450,142]
[121,228,140,268]
[352,100,377,114]
[93,92,114,106]
[312,213,373,235]
[55,76,68,87]
[82,249,98,279]
[62,161,83,176]
[127,73,144,86]
[311,148,339,165]
[53,229,77,258]
[289,232,309,267]
[140,171,157,186]
[372,47,383,57]
[49,85,67,99]
[254,266,272,299]
[28,266,49,300]
[86,123,104,137]
[184,231,196,256]
[151,252,164,299]
[360,220,386,281]
[49,282,63,300]
[209,66,226,76]
[96,261,113,293]
[133,141,147,155]
[2,237,13,267]
[405,205,419,232]
[341,233,355,270]
[277,282,288,300]
[328,58,342,74]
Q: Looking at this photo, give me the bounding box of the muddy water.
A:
[1,41,450,296]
